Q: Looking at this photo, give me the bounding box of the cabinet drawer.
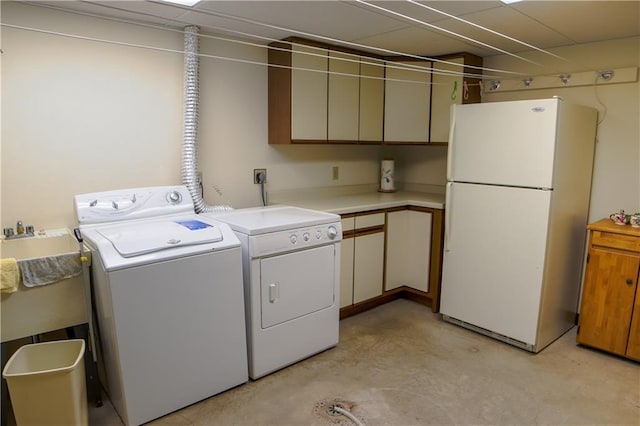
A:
[592,231,640,253]
[355,212,385,229]
[341,215,355,232]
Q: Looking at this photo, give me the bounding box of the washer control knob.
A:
[167,191,182,205]
[290,234,297,244]
[327,225,338,240]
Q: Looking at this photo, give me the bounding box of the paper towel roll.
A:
[380,159,395,192]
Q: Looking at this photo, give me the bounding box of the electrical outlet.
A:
[254,168,267,184]
[332,166,339,181]
[197,172,203,185]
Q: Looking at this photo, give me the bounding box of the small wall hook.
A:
[559,74,571,85]
[598,70,614,81]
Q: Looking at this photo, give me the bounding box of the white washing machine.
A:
[75,186,248,426]
[207,205,342,379]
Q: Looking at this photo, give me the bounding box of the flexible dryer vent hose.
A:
[182,25,233,213]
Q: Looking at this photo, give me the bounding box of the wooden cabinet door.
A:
[430,57,463,143]
[353,231,384,303]
[340,237,355,308]
[384,60,432,143]
[625,279,640,360]
[291,44,328,140]
[328,51,359,141]
[385,210,432,292]
[577,249,640,356]
[359,57,384,142]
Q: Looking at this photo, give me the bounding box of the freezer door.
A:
[441,182,551,346]
[448,99,559,188]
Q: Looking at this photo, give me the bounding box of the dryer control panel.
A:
[248,222,342,258]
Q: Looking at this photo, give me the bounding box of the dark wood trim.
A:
[340,289,433,319]
[268,42,292,145]
[340,292,401,319]
[429,209,445,313]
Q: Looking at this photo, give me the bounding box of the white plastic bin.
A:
[2,339,87,426]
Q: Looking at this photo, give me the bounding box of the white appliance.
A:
[440,98,598,353]
[207,205,342,379]
[75,186,248,425]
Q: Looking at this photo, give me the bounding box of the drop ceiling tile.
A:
[172,10,291,42]
[513,1,640,43]
[34,0,187,24]
[354,26,491,57]
[193,0,409,43]
[436,7,574,54]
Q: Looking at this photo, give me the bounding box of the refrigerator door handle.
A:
[444,182,453,252]
[446,105,456,182]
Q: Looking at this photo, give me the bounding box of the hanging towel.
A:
[18,253,82,287]
[1,258,20,293]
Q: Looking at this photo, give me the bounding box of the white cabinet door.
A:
[359,57,384,142]
[340,237,354,308]
[328,51,359,140]
[353,232,384,303]
[291,44,328,140]
[430,57,464,143]
[384,60,432,143]
[385,210,432,292]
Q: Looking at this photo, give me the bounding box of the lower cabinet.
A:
[385,208,432,292]
[339,211,385,309]
[339,236,355,308]
[354,231,385,303]
[339,206,444,317]
[577,219,640,361]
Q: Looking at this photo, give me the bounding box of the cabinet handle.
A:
[626,278,633,285]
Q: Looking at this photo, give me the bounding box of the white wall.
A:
[2,2,638,232]
[0,2,394,230]
[482,37,640,222]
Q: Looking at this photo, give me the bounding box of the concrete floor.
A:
[90,299,640,425]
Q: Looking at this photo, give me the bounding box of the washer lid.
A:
[96,219,222,257]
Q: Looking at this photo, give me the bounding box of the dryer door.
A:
[260,245,335,329]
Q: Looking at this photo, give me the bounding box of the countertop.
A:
[267,184,445,215]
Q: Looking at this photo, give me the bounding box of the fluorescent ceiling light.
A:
[500,0,523,4]
[159,0,201,6]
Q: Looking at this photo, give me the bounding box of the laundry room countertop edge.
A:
[268,187,445,214]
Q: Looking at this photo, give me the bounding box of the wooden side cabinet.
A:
[577,219,640,361]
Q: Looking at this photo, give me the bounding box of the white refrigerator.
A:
[440,98,598,353]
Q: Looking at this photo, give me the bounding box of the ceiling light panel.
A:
[158,0,201,6]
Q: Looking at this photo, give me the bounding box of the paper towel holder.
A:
[379,159,396,193]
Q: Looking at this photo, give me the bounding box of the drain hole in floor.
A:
[313,398,365,425]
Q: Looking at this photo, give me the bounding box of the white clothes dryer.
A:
[76,186,247,426]
[207,205,342,379]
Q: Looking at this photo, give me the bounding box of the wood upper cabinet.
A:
[577,219,640,361]
[359,57,384,142]
[328,51,359,141]
[430,54,482,143]
[384,60,432,143]
[291,44,328,141]
[268,37,480,145]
